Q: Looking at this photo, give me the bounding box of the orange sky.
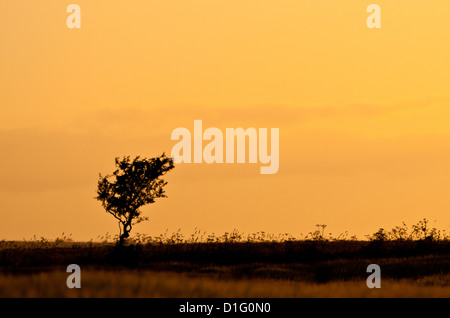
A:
[1,1,450,240]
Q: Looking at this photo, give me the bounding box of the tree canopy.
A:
[96,154,175,245]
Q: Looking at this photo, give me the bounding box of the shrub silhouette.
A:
[367,219,442,242]
[96,154,175,245]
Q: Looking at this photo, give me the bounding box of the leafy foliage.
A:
[96,154,175,245]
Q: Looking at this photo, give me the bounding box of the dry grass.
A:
[2,219,450,298]
[1,270,450,298]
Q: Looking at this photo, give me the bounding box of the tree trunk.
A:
[118,222,132,246]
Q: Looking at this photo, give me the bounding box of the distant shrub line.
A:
[1,218,449,247]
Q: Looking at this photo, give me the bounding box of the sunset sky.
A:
[1,1,450,240]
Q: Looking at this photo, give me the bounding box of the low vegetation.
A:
[1,219,450,297]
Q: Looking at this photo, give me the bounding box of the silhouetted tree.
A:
[96,154,175,245]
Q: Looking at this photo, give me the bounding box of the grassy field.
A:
[2,269,450,298]
[2,220,450,297]
[1,238,450,297]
